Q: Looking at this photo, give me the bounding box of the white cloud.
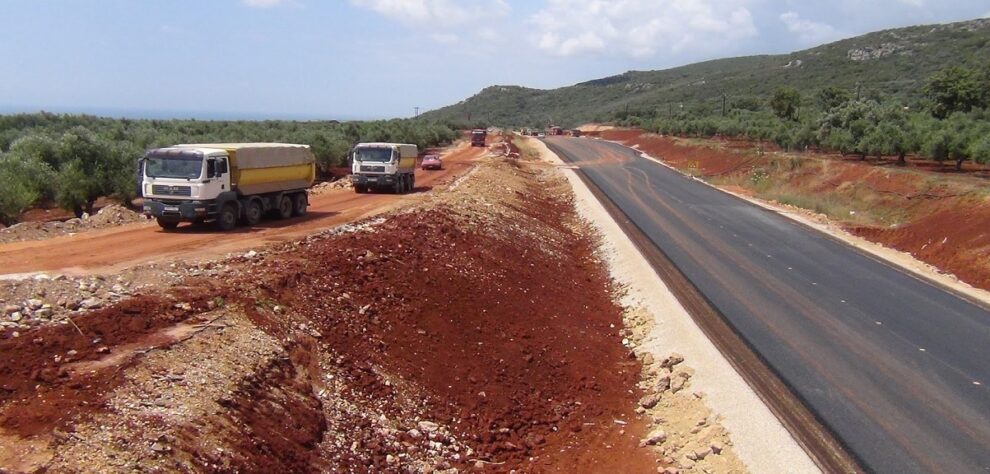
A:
[348,0,509,29]
[529,0,758,58]
[430,33,460,44]
[779,11,846,44]
[242,0,293,7]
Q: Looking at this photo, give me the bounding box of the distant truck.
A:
[141,143,315,231]
[471,129,487,147]
[550,126,563,136]
[569,129,582,137]
[351,142,418,194]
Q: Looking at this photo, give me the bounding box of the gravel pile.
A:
[0,204,150,244]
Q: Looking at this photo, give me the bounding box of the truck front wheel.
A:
[276,195,293,219]
[242,200,262,226]
[216,204,238,231]
[292,193,308,217]
[156,218,179,230]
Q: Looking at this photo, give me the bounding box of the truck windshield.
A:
[145,155,203,179]
[354,148,393,163]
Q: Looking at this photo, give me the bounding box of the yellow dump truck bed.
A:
[178,143,316,195]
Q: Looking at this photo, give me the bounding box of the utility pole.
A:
[414,107,420,117]
[721,92,727,116]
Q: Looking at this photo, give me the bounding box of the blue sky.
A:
[1,0,987,120]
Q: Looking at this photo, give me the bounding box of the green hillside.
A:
[422,18,990,127]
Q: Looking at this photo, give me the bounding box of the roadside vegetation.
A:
[618,65,990,170]
[0,114,458,224]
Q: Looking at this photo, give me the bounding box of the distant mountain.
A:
[421,18,990,127]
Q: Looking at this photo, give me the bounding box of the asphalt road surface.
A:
[546,136,990,473]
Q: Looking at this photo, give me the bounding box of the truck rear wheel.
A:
[156,218,179,230]
[355,185,367,194]
[276,195,293,219]
[216,204,237,231]
[242,200,262,226]
[292,193,308,217]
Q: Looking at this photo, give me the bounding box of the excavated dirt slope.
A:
[0,143,669,472]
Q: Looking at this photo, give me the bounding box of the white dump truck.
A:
[141,143,315,231]
[351,143,418,194]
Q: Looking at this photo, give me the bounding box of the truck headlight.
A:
[144,183,152,196]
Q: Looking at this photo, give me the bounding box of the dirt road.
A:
[0,144,672,473]
[0,143,484,277]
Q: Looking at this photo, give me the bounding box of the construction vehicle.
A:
[471,129,487,147]
[141,143,315,231]
[550,126,563,136]
[351,143,418,194]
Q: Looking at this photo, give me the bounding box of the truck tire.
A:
[242,200,262,226]
[156,218,179,230]
[216,204,238,231]
[276,195,293,219]
[355,185,367,194]
[410,174,416,191]
[292,193,308,217]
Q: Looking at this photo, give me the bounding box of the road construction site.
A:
[0,135,765,473]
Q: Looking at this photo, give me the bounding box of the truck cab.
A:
[351,143,417,194]
[471,129,487,147]
[141,147,233,226]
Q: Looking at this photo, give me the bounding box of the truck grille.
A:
[360,165,385,173]
[152,184,192,196]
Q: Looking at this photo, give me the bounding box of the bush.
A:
[0,113,460,219]
[0,152,54,225]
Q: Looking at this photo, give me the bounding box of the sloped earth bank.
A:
[600,129,990,293]
[0,146,723,472]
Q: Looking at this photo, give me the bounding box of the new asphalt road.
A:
[546,136,990,473]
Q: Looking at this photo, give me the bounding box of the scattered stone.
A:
[660,352,684,369]
[644,431,667,446]
[710,442,724,455]
[417,421,439,433]
[680,457,696,469]
[639,393,661,409]
[642,352,655,366]
[150,442,170,453]
[243,250,258,259]
[10,312,23,322]
[26,299,44,310]
[657,369,672,392]
[79,298,103,310]
[3,304,19,315]
[407,428,423,440]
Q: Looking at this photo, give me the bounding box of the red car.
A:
[421,154,442,170]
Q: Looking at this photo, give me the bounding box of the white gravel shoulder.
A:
[529,137,820,474]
